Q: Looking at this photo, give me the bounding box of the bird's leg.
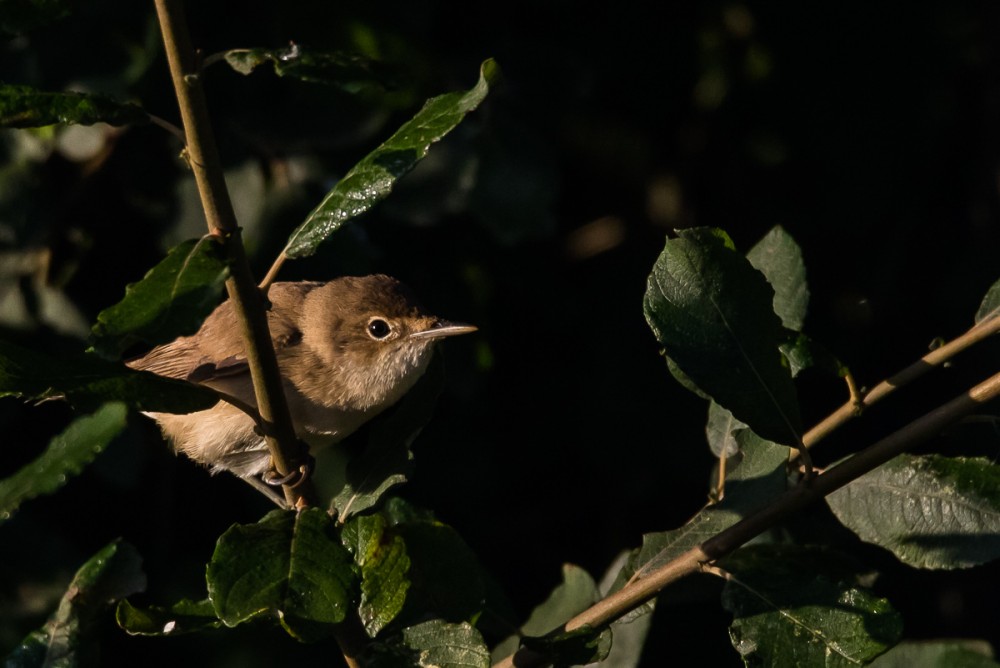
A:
[262,452,315,489]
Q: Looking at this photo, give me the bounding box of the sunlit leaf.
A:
[206,509,357,640]
[342,513,411,637]
[367,619,490,668]
[282,58,499,259]
[828,454,1000,569]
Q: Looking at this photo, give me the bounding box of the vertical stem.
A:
[154,0,313,507]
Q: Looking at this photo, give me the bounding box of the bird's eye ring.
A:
[367,318,392,339]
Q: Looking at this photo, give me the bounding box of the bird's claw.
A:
[262,460,312,489]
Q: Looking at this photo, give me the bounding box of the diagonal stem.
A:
[803,316,1000,449]
[491,368,1000,668]
[153,0,314,508]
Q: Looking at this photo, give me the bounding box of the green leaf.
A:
[746,225,809,332]
[90,236,230,358]
[0,84,147,128]
[592,553,654,668]
[6,540,146,667]
[0,0,71,34]
[721,545,902,667]
[342,513,411,637]
[828,454,1000,569]
[282,58,499,259]
[779,331,847,378]
[664,354,710,399]
[522,627,612,668]
[503,566,609,668]
[706,401,747,458]
[610,429,788,621]
[975,278,1000,324]
[520,564,599,637]
[223,45,396,93]
[643,227,802,445]
[0,338,218,413]
[367,619,490,668]
[330,353,445,520]
[115,598,221,636]
[0,402,127,522]
[387,506,485,624]
[206,509,357,640]
[870,640,1000,667]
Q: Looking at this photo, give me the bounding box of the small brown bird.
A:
[129,275,475,497]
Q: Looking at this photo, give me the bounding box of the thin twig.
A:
[491,369,1000,668]
[259,251,288,293]
[153,0,314,508]
[146,113,186,143]
[803,316,1000,449]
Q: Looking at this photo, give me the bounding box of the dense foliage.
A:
[2,2,1000,666]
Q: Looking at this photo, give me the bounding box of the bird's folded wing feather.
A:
[127,282,318,385]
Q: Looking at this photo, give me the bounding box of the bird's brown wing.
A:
[127,281,319,385]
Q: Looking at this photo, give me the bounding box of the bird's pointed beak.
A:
[408,320,478,340]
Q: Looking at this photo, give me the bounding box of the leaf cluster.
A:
[3,3,1000,668]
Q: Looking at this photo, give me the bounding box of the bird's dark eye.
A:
[367,318,392,339]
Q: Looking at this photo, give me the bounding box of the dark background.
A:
[2,1,1000,665]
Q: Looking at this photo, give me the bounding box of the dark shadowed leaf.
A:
[643,227,801,445]
[579,553,653,668]
[828,454,1000,569]
[0,84,147,128]
[223,45,397,93]
[282,58,499,259]
[0,339,218,413]
[0,0,71,34]
[520,565,599,637]
[721,545,902,667]
[91,237,229,358]
[522,626,612,668]
[0,402,127,522]
[975,278,1000,324]
[706,401,747,458]
[746,225,809,332]
[497,565,608,668]
[779,331,848,378]
[609,429,788,621]
[382,501,485,625]
[870,640,1000,667]
[115,598,221,636]
[206,509,357,640]
[342,513,410,637]
[5,540,146,667]
[330,354,445,520]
